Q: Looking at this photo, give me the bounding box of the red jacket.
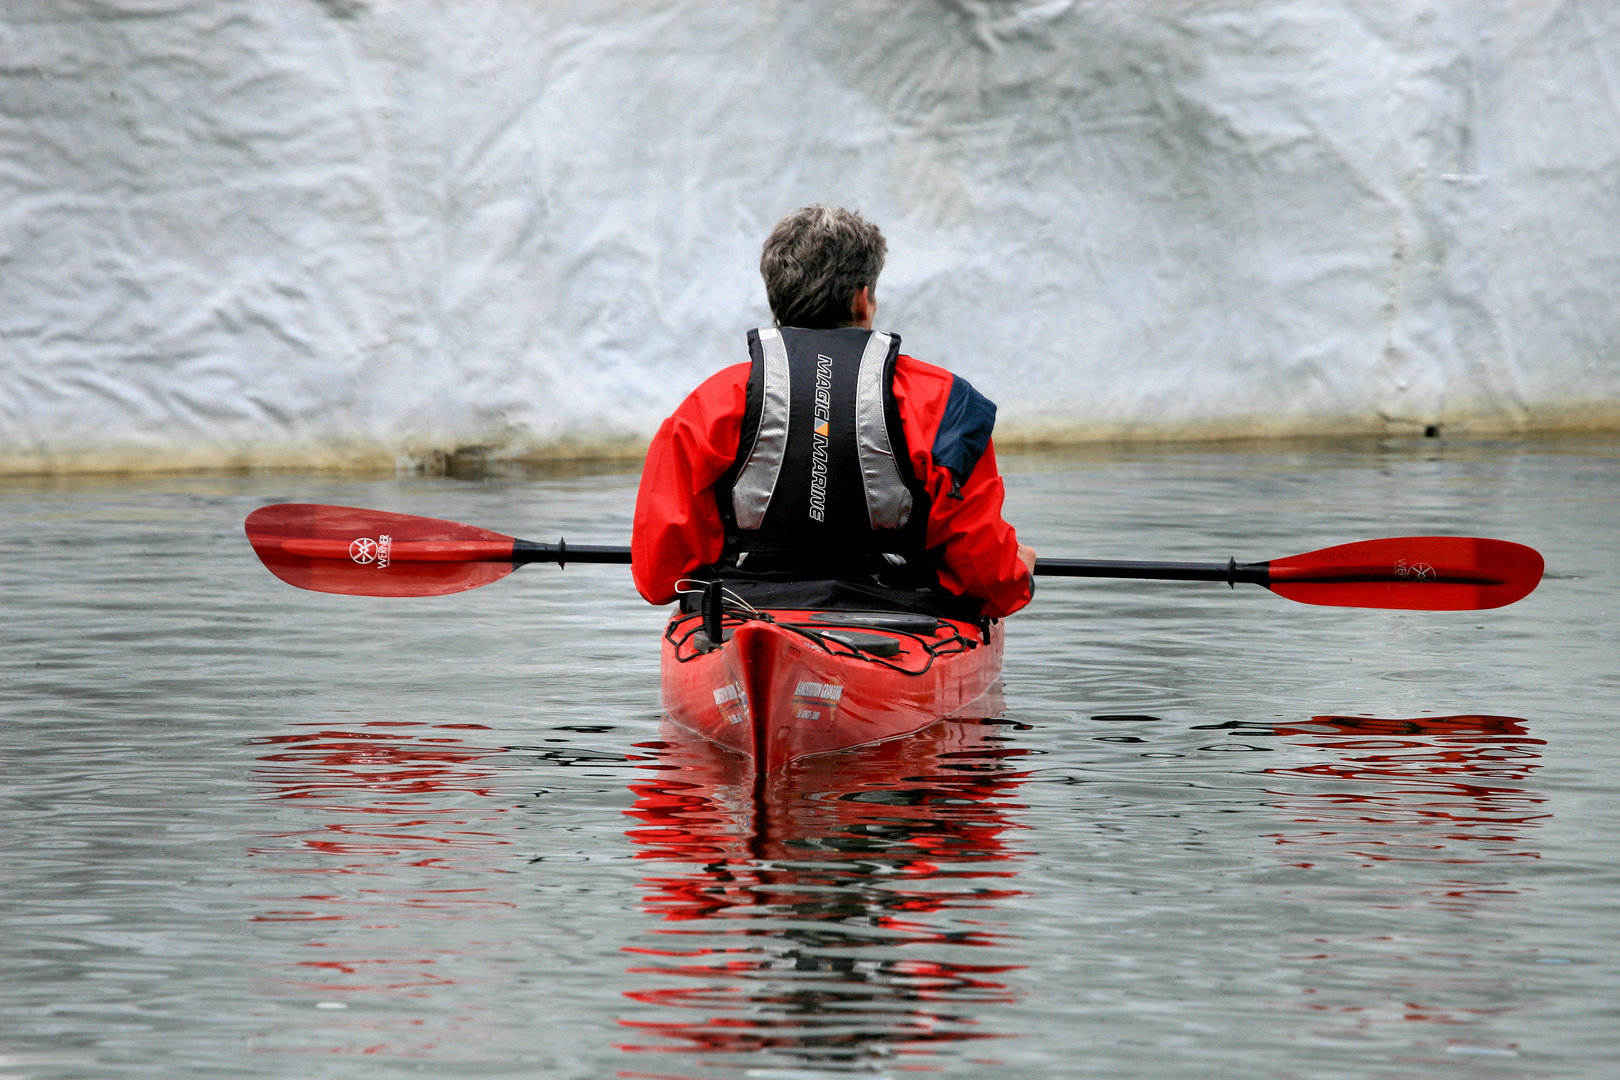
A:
[632,354,1033,618]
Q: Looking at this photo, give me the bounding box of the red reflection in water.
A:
[1267,714,1546,873]
[1265,714,1547,1042]
[618,719,1032,1074]
[248,721,515,1015]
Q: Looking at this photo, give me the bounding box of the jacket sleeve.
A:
[631,364,750,605]
[892,356,1033,619]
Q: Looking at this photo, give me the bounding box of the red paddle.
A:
[244,503,627,598]
[244,503,1543,610]
[1032,537,1543,610]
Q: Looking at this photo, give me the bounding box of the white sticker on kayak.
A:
[791,681,843,727]
[794,681,843,703]
[713,682,748,725]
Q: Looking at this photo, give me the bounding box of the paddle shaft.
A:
[1035,557,1268,585]
[512,540,632,566]
[512,542,1273,583]
[504,546,1512,589]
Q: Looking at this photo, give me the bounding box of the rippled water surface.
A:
[4,438,1618,1079]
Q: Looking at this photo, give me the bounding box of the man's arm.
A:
[631,364,750,604]
[891,356,1034,619]
[923,439,1033,618]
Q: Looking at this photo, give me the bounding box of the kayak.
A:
[659,606,1004,773]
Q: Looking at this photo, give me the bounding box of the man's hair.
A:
[760,205,887,329]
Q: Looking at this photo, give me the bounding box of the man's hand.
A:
[1017,543,1037,579]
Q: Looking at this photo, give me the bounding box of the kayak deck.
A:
[659,607,1004,772]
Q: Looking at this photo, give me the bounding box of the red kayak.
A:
[659,606,1004,773]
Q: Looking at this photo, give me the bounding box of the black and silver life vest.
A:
[712,326,933,584]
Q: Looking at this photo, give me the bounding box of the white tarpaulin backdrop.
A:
[3,0,1618,473]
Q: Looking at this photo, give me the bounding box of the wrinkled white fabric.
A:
[2,1,1617,472]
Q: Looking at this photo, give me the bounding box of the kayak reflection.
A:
[618,718,1035,1074]
[1266,713,1547,882]
[1263,714,1548,1038]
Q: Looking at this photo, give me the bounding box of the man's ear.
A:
[849,285,877,329]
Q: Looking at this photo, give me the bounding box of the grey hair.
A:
[759,205,887,329]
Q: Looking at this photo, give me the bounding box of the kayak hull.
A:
[659,610,1004,772]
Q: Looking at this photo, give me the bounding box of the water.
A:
[3,437,1617,1079]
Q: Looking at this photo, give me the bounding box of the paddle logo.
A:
[1395,559,1436,582]
[791,680,843,726]
[348,535,392,568]
[808,353,833,522]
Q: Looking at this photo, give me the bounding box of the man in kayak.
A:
[632,204,1036,620]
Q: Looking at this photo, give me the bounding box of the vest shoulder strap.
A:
[730,327,790,531]
[853,330,913,530]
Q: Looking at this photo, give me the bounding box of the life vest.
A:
[712,326,933,584]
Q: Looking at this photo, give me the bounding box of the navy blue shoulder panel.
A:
[932,375,997,484]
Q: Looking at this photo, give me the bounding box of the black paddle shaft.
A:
[1034,557,1270,587]
[512,539,632,567]
[511,539,1269,587]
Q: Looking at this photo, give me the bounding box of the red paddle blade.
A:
[1267,537,1543,611]
[245,503,519,597]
